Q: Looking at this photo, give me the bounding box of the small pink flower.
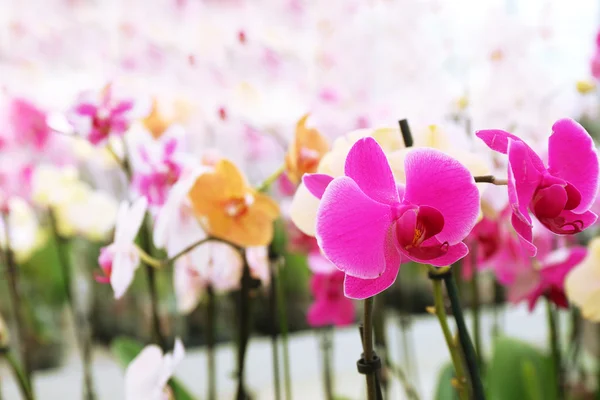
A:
[308,268,355,327]
[304,137,479,299]
[70,84,134,146]
[507,246,587,311]
[477,118,599,256]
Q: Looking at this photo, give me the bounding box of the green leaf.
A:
[487,336,557,400]
[110,336,197,400]
[434,363,459,400]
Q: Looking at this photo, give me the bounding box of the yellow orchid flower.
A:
[189,159,279,247]
[142,99,171,139]
[285,114,329,185]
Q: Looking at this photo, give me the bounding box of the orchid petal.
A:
[548,118,600,213]
[316,177,395,278]
[400,240,469,267]
[303,173,334,200]
[344,256,401,299]
[403,148,479,244]
[290,182,321,236]
[532,184,567,219]
[507,139,542,225]
[344,137,399,205]
[111,251,138,299]
[539,209,598,235]
[511,213,537,257]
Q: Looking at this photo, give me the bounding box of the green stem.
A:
[373,297,389,396]
[206,285,216,400]
[3,351,34,400]
[269,264,282,400]
[235,256,252,400]
[320,327,334,400]
[362,297,376,400]
[431,275,469,400]
[275,260,292,400]
[1,213,33,391]
[256,165,285,193]
[470,262,483,370]
[48,210,96,400]
[546,300,563,398]
[442,271,486,400]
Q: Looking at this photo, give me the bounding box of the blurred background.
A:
[2,0,600,399]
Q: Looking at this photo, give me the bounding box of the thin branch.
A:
[473,175,508,185]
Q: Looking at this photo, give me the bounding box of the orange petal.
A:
[143,99,170,139]
[286,114,329,184]
[252,192,280,219]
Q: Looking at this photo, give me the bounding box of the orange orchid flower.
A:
[142,99,170,139]
[285,114,329,185]
[189,159,279,247]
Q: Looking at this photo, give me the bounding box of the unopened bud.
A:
[0,314,9,348]
[425,306,436,315]
[577,80,596,94]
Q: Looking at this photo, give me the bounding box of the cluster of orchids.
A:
[1,73,600,400]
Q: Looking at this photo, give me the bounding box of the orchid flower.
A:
[124,338,185,400]
[566,237,600,321]
[95,197,148,299]
[69,84,135,146]
[142,99,171,139]
[508,246,587,311]
[8,98,51,151]
[188,159,279,247]
[285,114,329,185]
[477,118,599,256]
[305,137,479,299]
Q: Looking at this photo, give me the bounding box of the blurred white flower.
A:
[125,338,185,400]
[0,198,44,262]
[99,197,148,299]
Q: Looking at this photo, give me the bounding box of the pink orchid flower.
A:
[304,137,480,299]
[133,134,186,207]
[592,30,600,80]
[308,268,355,327]
[462,216,501,281]
[70,85,135,146]
[507,246,587,311]
[477,118,599,257]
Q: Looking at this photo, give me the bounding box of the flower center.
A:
[298,147,321,172]
[223,193,253,218]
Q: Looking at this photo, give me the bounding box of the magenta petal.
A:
[507,139,543,225]
[402,148,479,244]
[303,174,334,200]
[418,205,445,241]
[548,118,600,213]
[316,177,395,279]
[540,246,587,287]
[399,239,469,266]
[344,258,400,300]
[75,103,98,116]
[344,137,399,205]
[511,213,537,257]
[332,298,355,326]
[476,129,524,154]
[532,185,567,219]
[539,209,598,235]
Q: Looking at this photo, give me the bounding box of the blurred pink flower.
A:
[477,118,599,257]
[70,85,135,146]
[592,30,600,79]
[462,216,501,281]
[305,137,479,299]
[8,98,51,151]
[308,269,354,327]
[507,246,587,311]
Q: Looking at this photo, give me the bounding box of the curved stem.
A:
[362,297,377,400]
[4,351,34,400]
[470,258,483,370]
[163,237,241,266]
[256,165,285,193]
[431,275,469,400]
[546,300,563,398]
[442,271,486,400]
[136,246,162,268]
[388,363,421,400]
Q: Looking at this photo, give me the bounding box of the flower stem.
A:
[1,213,33,391]
[163,236,240,266]
[3,350,34,400]
[470,264,483,370]
[362,297,377,400]
[256,165,285,193]
[430,273,469,400]
[206,285,216,400]
[320,327,334,400]
[48,210,96,400]
[473,175,508,185]
[269,263,282,400]
[373,296,389,396]
[275,260,292,400]
[235,255,252,400]
[546,299,563,398]
[442,271,486,400]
